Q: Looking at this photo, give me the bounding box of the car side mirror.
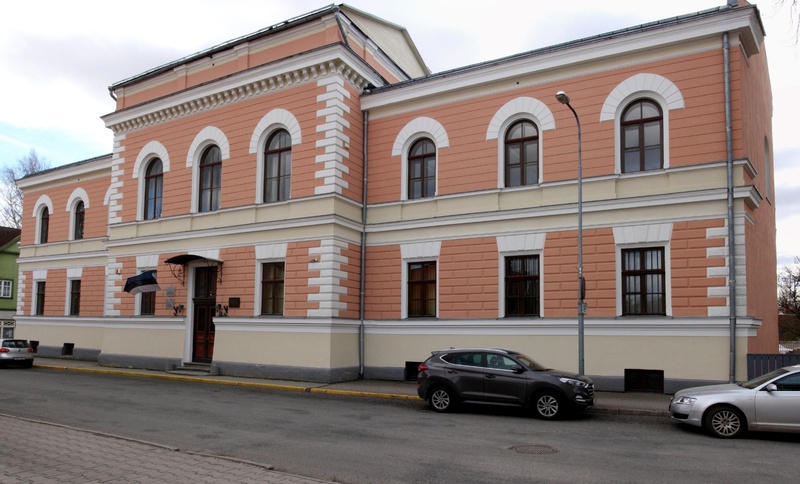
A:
[511,365,524,374]
[765,383,778,392]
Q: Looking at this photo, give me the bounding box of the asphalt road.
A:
[3,367,799,483]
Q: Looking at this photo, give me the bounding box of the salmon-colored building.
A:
[16,2,776,392]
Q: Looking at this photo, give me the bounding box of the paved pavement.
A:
[0,357,673,483]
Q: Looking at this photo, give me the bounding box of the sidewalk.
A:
[32,356,672,417]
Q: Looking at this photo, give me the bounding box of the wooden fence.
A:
[746,354,800,380]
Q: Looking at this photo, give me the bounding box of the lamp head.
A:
[555,91,570,105]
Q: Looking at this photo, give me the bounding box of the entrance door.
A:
[192,266,217,363]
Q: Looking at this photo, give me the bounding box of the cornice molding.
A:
[102,47,379,136]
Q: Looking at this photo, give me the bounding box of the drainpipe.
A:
[359,110,369,379]
[723,32,737,383]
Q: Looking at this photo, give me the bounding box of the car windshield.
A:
[740,368,789,389]
[510,353,547,371]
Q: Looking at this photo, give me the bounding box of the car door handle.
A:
[485,374,496,379]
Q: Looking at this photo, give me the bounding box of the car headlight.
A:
[673,396,697,405]
[559,377,588,388]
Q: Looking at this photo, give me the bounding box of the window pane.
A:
[624,126,640,148]
[507,144,520,166]
[641,101,660,119]
[504,255,540,317]
[644,122,661,146]
[524,141,538,163]
[524,163,537,185]
[623,152,640,173]
[410,160,422,179]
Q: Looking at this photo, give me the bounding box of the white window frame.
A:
[613,224,673,317]
[254,243,288,316]
[65,267,83,316]
[496,233,546,318]
[392,117,449,201]
[400,242,441,319]
[0,280,12,298]
[249,109,301,204]
[486,97,555,189]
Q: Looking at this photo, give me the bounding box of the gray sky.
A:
[1,0,797,264]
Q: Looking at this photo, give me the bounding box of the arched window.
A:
[198,146,222,212]
[144,159,163,220]
[504,120,539,187]
[73,201,84,240]
[39,207,49,244]
[408,138,435,200]
[621,99,663,173]
[264,130,291,202]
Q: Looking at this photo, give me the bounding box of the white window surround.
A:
[32,195,53,244]
[249,109,301,204]
[600,73,684,174]
[134,141,171,220]
[496,234,546,318]
[0,280,12,298]
[613,224,673,316]
[186,126,231,213]
[393,117,449,201]
[134,255,160,316]
[66,188,89,241]
[31,273,46,317]
[254,243,288,317]
[487,97,555,189]
[400,241,441,319]
[64,267,82,316]
[764,137,772,201]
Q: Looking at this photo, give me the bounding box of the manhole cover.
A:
[512,444,558,455]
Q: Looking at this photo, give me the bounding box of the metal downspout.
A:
[724,32,737,383]
[358,110,369,379]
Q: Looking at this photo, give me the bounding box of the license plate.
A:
[13,357,25,360]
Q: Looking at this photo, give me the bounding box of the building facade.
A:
[16,2,776,391]
[0,227,21,339]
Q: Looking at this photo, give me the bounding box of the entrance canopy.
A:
[165,253,224,285]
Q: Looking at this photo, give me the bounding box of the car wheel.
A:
[704,406,745,438]
[428,386,455,413]
[532,391,563,420]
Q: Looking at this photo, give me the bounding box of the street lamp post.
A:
[555,91,585,376]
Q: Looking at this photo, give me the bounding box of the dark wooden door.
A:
[192,266,217,363]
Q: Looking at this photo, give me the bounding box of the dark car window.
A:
[741,368,789,389]
[509,353,547,371]
[2,340,29,348]
[486,354,517,370]
[773,373,800,391]
[442,352,483,367]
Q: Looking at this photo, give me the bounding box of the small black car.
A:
[417,348,594,419]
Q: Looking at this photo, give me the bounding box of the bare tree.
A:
[778,0,799,43]
[0,149,50,228]
[779,257,800,340]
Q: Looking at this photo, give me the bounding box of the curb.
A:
[34,362,667,416]
[35,363,419,400]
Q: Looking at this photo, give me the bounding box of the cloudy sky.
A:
[1,0,798,264]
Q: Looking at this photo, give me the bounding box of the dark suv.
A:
[417,348,594,419]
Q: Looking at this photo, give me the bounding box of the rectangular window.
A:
[140,271,156,315]
[621,247,665,315]
[69,280,81,316]
[260,262,285,315]
[408,261,436,317]
[35,281,46,316]
[0,280,12,298]
[505,255,540,317]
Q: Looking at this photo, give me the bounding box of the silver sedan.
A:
[669,364,800,438]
